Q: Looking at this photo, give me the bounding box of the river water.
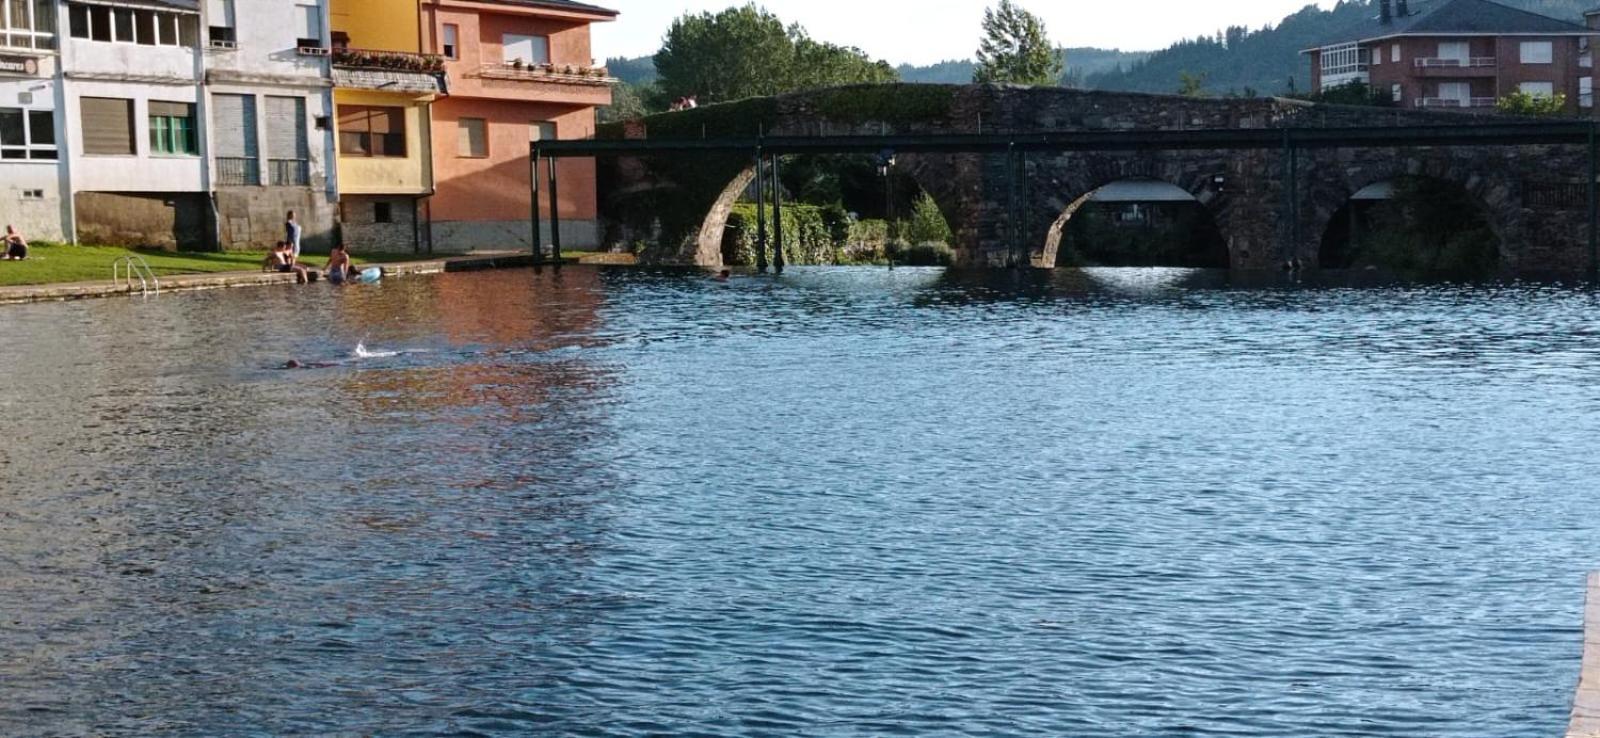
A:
[1,266,1596,736]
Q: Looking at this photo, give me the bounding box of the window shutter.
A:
[265,96,305,160]
[211,94,256,158]
[80,97,134,155]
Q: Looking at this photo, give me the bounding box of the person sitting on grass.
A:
[3,225,28,260]
[263,241,309,284]
[325,243,353,285]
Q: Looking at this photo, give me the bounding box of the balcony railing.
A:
[1414,57,1497,68]
[269,158,309,187]
[1415,97,1497,109]
[333,47,443,73]
[475,62,615,85]
[216,156,259,186]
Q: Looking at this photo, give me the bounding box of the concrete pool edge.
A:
[0,252,631,305]
[1570,572,1600,738]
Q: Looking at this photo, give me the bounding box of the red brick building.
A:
[1304,0,1599,114]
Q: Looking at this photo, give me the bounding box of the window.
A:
[1583,78,1594,108]
[295,4,321,48]
[20,188,42,200]
[79,97,134,156]
[458,117,486,157]
[2,0,57,51]
[530,121,556,142]
[338,105,406,157]
[503,33,548,65]
[442,23,457,59]
[1392,83,1403,103]
[1391,44,1400,63]
[1372,47,1381,66]
[0,107,55,160]
[1521,41,1554,64]
[373,202,392,223]
[68,4,197,47]
[1438,82,1470,103]
[1520,81,1556,98]
[1437,41,1468,63]
[149,101,197,155]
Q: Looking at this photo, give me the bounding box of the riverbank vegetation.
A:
[1320,177,1500,278]
[724,191,956,267]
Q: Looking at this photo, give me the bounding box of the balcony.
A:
[269,159,309,187]
[473,62,616,87]
[331,47,446,95]
[1415,97,1497,109]
[1413,57,1497,77]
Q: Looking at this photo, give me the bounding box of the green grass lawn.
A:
[0,244,420,287]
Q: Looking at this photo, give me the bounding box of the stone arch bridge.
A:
[540,84,1600,273]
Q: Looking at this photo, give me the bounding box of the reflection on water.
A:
[1,266,1597,736]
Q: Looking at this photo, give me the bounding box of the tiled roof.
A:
[1313,0,1593,48]
[467,0,617,18]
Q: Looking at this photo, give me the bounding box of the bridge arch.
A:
[1031,156,1231,269]
[1307,158,1514,275]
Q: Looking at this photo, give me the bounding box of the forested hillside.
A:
[1088,0,1591,96]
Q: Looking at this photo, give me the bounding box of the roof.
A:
[445,0,617,18]
[1310,0,1594,49]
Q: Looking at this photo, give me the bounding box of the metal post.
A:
[530,146,543,263]
[755,150,768,273]
[547,154,562,264]
[771,153,785,274]
[1281,129,1295,266]
[1006,143,1019,268]
[1589,122,1597,279]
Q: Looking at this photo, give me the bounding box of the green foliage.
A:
[653,4,897,105]
[599,81,654,123]
[891,241,957,267]
[974,0,1063,86]
[1332,177,1500,277]
[901,192,952,245]
[1178,71,1209,97]
[807,84,956,125]
[1496,90,1568,117]
[1302,80,1393,107]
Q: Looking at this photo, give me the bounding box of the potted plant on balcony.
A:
[512,57,525,70]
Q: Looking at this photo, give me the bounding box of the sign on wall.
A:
[0,56,39,76]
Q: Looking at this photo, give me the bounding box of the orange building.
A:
[420,0,617,252]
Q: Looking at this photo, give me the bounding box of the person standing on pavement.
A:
[284,210,303,260]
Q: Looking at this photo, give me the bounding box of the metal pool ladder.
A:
[112,255,160,297]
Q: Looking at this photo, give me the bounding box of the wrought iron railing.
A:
[1414,57,1497,68]
[269,158,309,186]
[1415,97,1497,109]
[216,156,259,186]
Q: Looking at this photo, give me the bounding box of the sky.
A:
[591,0,1339,66]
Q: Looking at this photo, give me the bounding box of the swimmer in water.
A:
[281,359,340,370]
[714,269,732,282]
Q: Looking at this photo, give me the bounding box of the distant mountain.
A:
[614,47,1148,89]
[605,56,657,86]
[1087,0,1592,97]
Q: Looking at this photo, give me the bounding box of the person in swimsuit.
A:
[264,242,310,284]
[325,243,353,285]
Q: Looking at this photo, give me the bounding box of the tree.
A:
[1178,70,1208,97]
[1496,90,1568,117]
[974,0,1063,86]
[654,4,896,105]
[599,81,653,123]
[900,192,953,245]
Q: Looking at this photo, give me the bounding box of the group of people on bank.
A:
[263,210,359,285]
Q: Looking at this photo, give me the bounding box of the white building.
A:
[59,0,209,249]
[202,0,336,250]
[0,1,68,242]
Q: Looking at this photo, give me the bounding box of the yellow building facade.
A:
[329,0,442,252]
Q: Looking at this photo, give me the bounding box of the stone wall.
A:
[74,192,211,251]
[215,188,337,253]
[341,195,420,255]
[599,84,1598,273]
[430,219,600,254]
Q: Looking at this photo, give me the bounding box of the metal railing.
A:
[112,255,160,297]
[1415,97,1497,109]
[269,158,309,186]
[216,156,259,186]
[1414,57,1497,68]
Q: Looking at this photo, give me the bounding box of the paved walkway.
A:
[1571,572,1600,738]
[0,252,635,305]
